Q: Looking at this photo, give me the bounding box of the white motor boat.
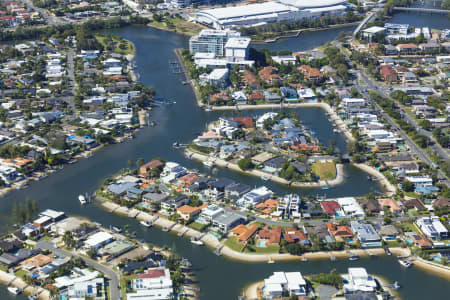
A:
[8,287,20,294]
[78,194,86,205]
[398,259,412,268]
[190,237,204,246]
[140,221,152,228]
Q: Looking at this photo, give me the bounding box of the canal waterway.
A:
[1,10,450,299]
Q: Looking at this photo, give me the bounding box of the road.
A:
[356,71,449,186]
[36,240,121,300]
[66,51,77,117]
[21,0,65,26]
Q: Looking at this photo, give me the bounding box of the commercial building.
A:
[189,29,241,56]
[194,0,348,30]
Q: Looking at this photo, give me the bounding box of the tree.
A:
[285,243,304,255]
[127,159,134,170]
[443,0,450,9]
[402,180,414,192]
[136,158,144,169]
[237,158,253,171]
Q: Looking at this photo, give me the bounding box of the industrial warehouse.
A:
[193,0,349,29]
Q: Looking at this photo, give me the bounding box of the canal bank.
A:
[0,23,449,300]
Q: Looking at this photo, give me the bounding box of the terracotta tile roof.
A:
[396,43,418,49]
[247,91,264,100]
[320,201,340,215]
[258,66,281,83]
[179,173,200,186]
[230,224,247,235]
[230,117,254,128]
[242,70,260,87]
[378,198,401,212]
[327,223,353,237]
[284,227,308,243]
[298,65,323,80]
[237,224,259,243]
[139,160,163,175]
[255,199,278,209]
[258,226,282,244]
[177,204,207,215]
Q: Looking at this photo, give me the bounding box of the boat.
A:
[190,237,204,246]
[173,142,180,148]
[204,107,213,112]
[398,259,412,268]
[321,186,330,190]
[78,194,86,205]
[301,256,308,262]
[140,221,152,228]
[8,287,20,294]
[349,254,359,261]
[112,226,122,233]
[367,175,373,181]
[203,160,215,168]
[333,128,340,133]
[261,174,270,181]
[267,258,275,264]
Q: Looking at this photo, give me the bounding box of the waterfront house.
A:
[263,271,307,299]
[230,223,259,244]
[176,204,208,221]
[284,227,310,245]
[129,267,173,300]
[237,186,273,208]
[336,197,365,218]
[83,231,114,250]
[199,205,224,223]
[204,178,236,201]
[139,160,164,177]
[224,182,251,200]
[320,201,342,218]
[350,221,381,247]
[211,211,244,232]
[304,223,335,244]
[343,268,377,293]
[396,43,419,54]
[416,216,448,241]
[378,198,402,215]
[257,226,282,245]
[161,195,190,213]
[359,198,381,215]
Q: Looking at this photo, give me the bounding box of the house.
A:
[416,216,448,240]
[242,70,260,89]
[378,198,402,215]
[247,91,265,102]
[403,198,426,211]
[276,194,300,219]
[336,197,365,218]
[84,231,114,250]
[350,221,381,247]
[129,267,172,300]
[199,205,224,223]
[401,72,418,85]
[433,196,450,210]
[263,90,282,103]
[139,160,164,176]
[258,66,281,86]
[298,65,323,83]
[204,178,235,201]
[67,278,105,298]
[396,43,419,54]
[378,225,399,238]
[211,211,244,232]
[263,271,307,299]
[359,198,381,215]
[320,201,342,217]
[257,226,282,245]
[230,224,259,244]
[283,228,309,245]
[176,204,207,221]
[237,186,273,208]
[161,195,189,212]
[230,116,254,128]
[327,223,353,238]
[224,182,251,200]
[255,199,279,215]
[379,65,397,82]
[405,176,433,189]
[343,268,377,293]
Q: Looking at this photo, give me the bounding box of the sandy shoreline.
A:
[186,149,344,188]
[99,200,412,263]
[353,163,397,195]
[411,256,450,280]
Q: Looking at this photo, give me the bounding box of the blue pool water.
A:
[258,240,267,247]
[385,237,397,241]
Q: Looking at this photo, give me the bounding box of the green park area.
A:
[312,161,337,180]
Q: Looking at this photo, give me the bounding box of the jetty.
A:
[215,244,224,256]
[393,7,450,14]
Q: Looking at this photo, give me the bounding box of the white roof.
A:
[40,209,65,219]
[278,0,346,8]
[208,68,229,80]
[84,231,113,247]
[349,267,368,278]
[363,26,385,34]
[199,2,293,21]
[285,272,306,286]
[33,215,51,225]
[225,37,251,49]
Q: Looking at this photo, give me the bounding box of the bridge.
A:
[353,12,378,37]
[393,7,450,14]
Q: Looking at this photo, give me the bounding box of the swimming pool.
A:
[384,237,397,241]
[258,240,267,247]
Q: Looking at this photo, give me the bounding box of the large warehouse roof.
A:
[278,0,346,9]
[199,2,294,21]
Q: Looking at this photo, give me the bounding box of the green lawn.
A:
[245,244,280,254]
[224,236,245,252]
[399,222,420,233]
[96,35,134,56]
[188,221,208,232]
[148,18,206,35]
[312,161,337,180]
[15,269,28,280]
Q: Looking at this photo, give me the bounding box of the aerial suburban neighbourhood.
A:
[0,0,448,299]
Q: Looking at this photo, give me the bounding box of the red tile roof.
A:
[138,269,165,279]
[320,201,340,215]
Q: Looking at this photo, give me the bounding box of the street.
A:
[36,240,121,300]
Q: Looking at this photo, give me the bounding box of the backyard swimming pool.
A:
[258,240,267,247]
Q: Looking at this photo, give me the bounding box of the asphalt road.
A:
[36,240,121,300]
